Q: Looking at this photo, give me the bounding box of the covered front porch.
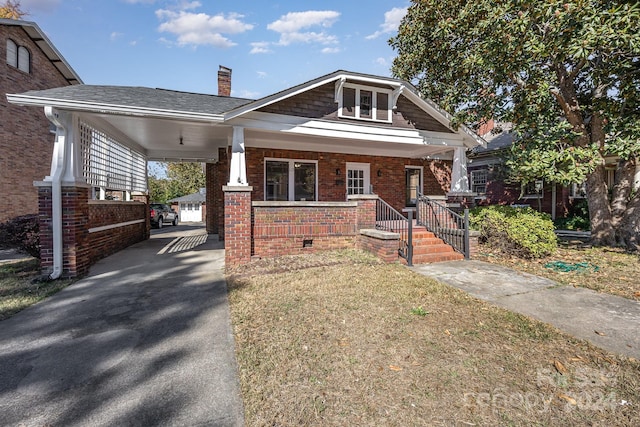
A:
[8,70,483,276]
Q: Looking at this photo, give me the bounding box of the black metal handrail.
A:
[375,198,413,266]
[416,193,469,259]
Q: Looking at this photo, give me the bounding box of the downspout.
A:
[44,106,67,280]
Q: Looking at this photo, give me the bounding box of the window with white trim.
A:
[265,159,317,201]
[570,181,587,198]
[6,39,30,73]
[522,180,544,199]
[339,83,392,123]
[346,162,371,195]
[471,169,488,194]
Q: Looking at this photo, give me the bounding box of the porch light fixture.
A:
[377,169,382,177]
[179,136,184,145]
[335,168,341,176]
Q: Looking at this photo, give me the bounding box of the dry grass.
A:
[0,258,72,320]
[475,243,640,301]
[227,250,640,426]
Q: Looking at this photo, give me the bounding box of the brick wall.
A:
[206,148,229,237]
[358,231,399,263]
[252,203,358,258]
[1,24,75,223]
[245,147,451,214]
[87,201,147,266]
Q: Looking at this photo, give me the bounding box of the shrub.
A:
[470,206,557,258]
[0,214,40,258]
[554,199,590,231]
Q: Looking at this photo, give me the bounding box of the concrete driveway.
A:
[0,224,244,426]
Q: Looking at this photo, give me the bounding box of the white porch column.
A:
[448,147,471,194]
[44,109,84,185]
[228,126,248,186]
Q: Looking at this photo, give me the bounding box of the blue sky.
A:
[21,0,410,99]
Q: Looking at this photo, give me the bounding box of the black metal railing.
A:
[376,198,413,266]
[416,193,470,259]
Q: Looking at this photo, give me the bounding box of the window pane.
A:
[360,90,372,118]
[343,87,355,117]
[406,168,421,206]
[347,169,365,195]
[266,161,289,201]
[17,46,29,73]
[294,162,316,201]
[6,39,17,67]
[376,92,389,121]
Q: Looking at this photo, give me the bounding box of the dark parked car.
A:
[150,203,178,228]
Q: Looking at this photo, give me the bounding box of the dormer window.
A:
[338,83,392,123]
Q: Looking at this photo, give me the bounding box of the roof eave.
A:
[6,93,226,122]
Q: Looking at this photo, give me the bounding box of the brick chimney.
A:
[218,65,232,97]
[477,118,495,137]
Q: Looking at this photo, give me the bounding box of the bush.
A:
[554,199,590,231]
[0,214,40,258]
[470,206,557,258]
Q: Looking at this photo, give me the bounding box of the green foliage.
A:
[470,206,557,259]
[147,162,205,203]
[410,306,429,316]
[390,0,640,246]
[0,215,39,258]
[554,199,590,231]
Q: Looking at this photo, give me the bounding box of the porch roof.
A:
[7,70,485,162]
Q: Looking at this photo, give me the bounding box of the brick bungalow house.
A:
[0,18,82,223]
[8,68,485,276]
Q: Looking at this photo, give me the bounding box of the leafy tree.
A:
[390,1,640,250]
[147,162,205,203]
[167,162,205,198]
[0,0,27,19]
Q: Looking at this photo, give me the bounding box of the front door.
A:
[346,162,370,195]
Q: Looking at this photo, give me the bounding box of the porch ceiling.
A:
[85,112,232,162]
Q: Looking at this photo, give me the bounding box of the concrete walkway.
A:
[0,225,244,427]
[413,260,640,360]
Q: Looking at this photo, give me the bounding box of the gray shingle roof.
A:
[18,85,253,115]
[168,191,206,203]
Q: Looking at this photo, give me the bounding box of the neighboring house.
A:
[0,19,82,223]
[169,188,206,223]
[468,120,578,219]
[8,68,485,275]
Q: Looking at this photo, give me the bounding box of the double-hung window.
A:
[265,159,317,201]
[471,169,488,194]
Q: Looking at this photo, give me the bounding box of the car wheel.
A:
[157,217,163,228]
[173,217,178,226]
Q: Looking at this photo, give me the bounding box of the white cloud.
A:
[267,10,340,46]
[366,7,408,40]
[321,47,341,54]
[156,8,254,48]
[257,71,267,78]
[110,32,124,41]
[375,57,389,66]
[122,0,157,3]
[250,42,272,54]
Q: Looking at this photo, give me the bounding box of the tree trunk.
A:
[586,164,616,246]
[617,193,640,251]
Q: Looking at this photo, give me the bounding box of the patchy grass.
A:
[227,250,640,426]
[0,259,72,321]
[475,244,640,301]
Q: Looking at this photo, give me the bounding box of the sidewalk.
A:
[412,260,640,359]
[0,225,244,427]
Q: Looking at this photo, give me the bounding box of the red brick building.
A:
[9,69,484,275]
[0,19,82,223]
